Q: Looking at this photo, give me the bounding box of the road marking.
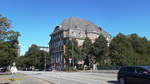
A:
[16,80,21,84]
[3,78,21,81]
[27,76,51,84]
[27,76,33,78]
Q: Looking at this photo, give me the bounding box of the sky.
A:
[0,0,150,55]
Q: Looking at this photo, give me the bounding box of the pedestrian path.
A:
[0,73,51,84]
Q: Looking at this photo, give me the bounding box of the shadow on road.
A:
[0,83,10,84]
[107,81,119,84]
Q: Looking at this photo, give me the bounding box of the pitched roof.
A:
[58,17,102,33]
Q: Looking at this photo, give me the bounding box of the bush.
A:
[84,66,90,70]
[63,66,73,71]
[97,66,121,70]
[78,66,84,70]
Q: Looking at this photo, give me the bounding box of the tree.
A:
[81,37,94,66]
[0,14,20,67]
[128,34,150,65]
[0,14,11,41]
[64,39,81,67]
[147,41,150,55]
[36,50,49,70]
[93,34,108,66]
[0,14,20,42]
[19,44,50,70]
[23,44,40,67]
[109,33,134,66]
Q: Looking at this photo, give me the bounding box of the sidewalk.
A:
[80,70,119,74]
[0,73,51,84]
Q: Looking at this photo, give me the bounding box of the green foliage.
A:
[128,34,150,65]
[64,33,150,69]
[0,15,20,42]
[78,66,84,70]
[93,34,108,66]
[109,33,133,66]
[64,39,81,66]
[84,66,91,70]
[81,37,94,66]
[109,33,150,67]
[0,14,20,67]
[0,15,11,41]
[17,44,50,70]
[82,37,93,58]
[63,66,73,71]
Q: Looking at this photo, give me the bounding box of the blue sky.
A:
[0,0,150,55]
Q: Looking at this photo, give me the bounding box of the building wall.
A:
[50,28,106,70]
[39,47,49,52]
[49,18,112,70]
[50,30,65,70]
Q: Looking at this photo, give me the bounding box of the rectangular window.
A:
[126,67,135,73]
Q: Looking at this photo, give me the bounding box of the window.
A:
[136,67,147,74]
[120,67,126,72]
[143,66,150,71]
[126,67,135,73]
[75,25,78,28]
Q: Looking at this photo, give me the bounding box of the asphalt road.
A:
[19,71,119,84]
[0,72,51,84]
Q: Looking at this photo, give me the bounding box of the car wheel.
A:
[119,78,126,84]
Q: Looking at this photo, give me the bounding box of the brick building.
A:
[49,17,112,70]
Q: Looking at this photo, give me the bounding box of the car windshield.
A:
[142,66,150,71]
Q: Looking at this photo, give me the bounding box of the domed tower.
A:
[49,17,112,70]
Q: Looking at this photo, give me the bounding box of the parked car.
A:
[0,67,7,72]
[118,66,150,84]
[47,67,52,71]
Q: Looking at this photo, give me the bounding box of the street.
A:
[19,71,119,84]
[0,72,51,84]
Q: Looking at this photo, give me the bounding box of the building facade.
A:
[39,46,49,52]
[49,17,112,70]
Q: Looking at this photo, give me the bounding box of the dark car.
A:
[118,66,150,84]
[0,67,7,72]
[46,67,52,71]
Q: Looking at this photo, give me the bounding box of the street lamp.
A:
[71,40,74,67]
[44,52,47,71]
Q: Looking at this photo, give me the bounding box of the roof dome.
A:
[59,17,102,33]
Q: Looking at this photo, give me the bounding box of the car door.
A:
[126,67,137,83]
[136,67,150,84]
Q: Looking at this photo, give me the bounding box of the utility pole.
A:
[71,40,74,67]
[44,53,46,71]
[70,17,74,68]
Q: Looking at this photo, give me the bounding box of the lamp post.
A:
[71,40,74,68]
[44,52,47,71]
